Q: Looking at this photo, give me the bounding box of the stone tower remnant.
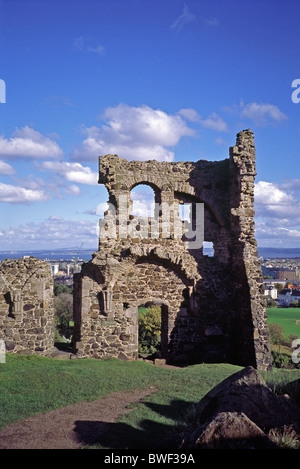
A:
[0,257,55,355]
[73,129,272,370]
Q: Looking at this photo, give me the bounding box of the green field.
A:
[267,307,300,340]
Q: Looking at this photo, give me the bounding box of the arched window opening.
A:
[130,184,155,218]
[203,241,215,257]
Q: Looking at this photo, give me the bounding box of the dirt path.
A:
[0,387,157,449]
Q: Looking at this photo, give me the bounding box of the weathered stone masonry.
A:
[0,257,55,354]
[73,129,272,371]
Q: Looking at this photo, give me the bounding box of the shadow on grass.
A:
[73,399,195,449]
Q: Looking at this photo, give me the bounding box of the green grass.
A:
[1,353,300,449]
[267,307,300,339]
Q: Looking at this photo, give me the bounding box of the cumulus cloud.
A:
[0,182,48,203]
[240,101,288,126]
[0,126,63,159]
[41,161,98,185]
[71,104,195,162]
[0,161,15,175]
[255,181,299,219]
[254,180,300,246]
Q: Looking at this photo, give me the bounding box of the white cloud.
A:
[72,104,194,162]
[171,4,196,32]
[95,202,109,216]
[0,216,98,250]
[255,181,298,219]
[0,182,48,203]
[131,185,155,217]
[65,184,81,195]
[0,126,63,159]
[254,181,300,246]
[240,101,288,126]
[179,108,228,131]
[178,108,200,122]
[255,222,300,248]
[201,112,228,132]
[0,161,15,175]
[41,161,98,185]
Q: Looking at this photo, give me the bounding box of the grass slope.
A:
[2,354,300,449]
[267,307,300,339]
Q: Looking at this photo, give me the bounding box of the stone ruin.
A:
[0,257,55,354]
[0,130,272,370]
[72,129,272,371]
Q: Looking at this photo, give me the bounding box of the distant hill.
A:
[1,246,300,263]
[258,248,300,259]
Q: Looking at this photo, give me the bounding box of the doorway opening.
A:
[138,301,168,360]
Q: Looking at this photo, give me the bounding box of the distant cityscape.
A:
[2,247,300,301]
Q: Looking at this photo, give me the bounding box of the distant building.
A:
[50,263,59,275]
[278,288,300,306]
[263,284,278,299]
[276,269,299,281]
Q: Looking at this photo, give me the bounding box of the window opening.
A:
[130,185,155,218]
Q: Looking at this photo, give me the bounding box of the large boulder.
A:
[182,411,277,449]
[196,366,300,432]
[181,366,300,449]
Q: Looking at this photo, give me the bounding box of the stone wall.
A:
[73,129,272,370]
[0,257,55,354]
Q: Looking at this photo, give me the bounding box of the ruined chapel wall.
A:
[229,129,272,369]
[0,257,55,354]
[73,247,197,360]
[73,129,272,370]
[99,155,231,236]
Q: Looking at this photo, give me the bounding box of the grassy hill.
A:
[1,353,300,448]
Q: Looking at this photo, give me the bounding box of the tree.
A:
[54,292,73,340]
[54,283,72,296]
[138,305,161,357]
[269,323,285,352]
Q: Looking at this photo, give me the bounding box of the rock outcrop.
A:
[181,366,300,449]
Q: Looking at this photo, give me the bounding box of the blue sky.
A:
[1,0,300,250]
